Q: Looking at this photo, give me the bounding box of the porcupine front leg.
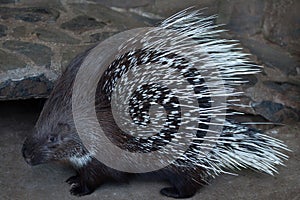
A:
[66,157,127,196]
[66,157,107,196]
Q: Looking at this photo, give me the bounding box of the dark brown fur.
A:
[22,46,208,198]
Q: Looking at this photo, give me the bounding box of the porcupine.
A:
[22,9,289,198]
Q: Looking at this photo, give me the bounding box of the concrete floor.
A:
[0,100,299,200]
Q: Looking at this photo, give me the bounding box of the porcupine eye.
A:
[96,48,212,155]
[47,134,60,148]
[48,135,56,142]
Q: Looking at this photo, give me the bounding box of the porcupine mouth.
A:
[95,49,212,155]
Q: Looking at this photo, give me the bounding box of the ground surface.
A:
[0,100,299,200]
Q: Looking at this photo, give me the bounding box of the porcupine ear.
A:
[56,123,71,137]
[57,122,71,131]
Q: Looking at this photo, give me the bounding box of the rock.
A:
[217,0,265,36]
[0,0,18,4]
[263,81,300,109]
[239,75,258,88]
[0,0,298,127]
[11,26,29,38]
[89,31,119,43]
[69,4,147,31]
[34,28,80,44]
[238,76,300,123]
[3,40,53,67]
[240,37,299,76]
[16,0,64,10]
[0,67,58,100]
[61,15,106,32]
[61,45,92,71]
[138,0,218,18]
[0,49,26,71]
[252,101,299,123]
[263,0,300,55]
[254,101,284,117]
[90,0,154,8]
[0,7,59,23]
[0,24,7,37]
[227,35,300,124]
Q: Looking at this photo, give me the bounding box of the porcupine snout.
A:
[22,136,36,165]
[22,135,48,166]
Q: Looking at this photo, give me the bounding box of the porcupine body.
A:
[22,9,288,198]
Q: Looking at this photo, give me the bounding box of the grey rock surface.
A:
[263,0,300,55]
[0,0,299,123]
[215,0,300,124]
[91,0,155,9]
[3,40,53,67]
[61,15,107,32]
[0,65,57,99]
[34,28,80,44]
[0,6,59,22]
[218,0,265,35]
[0,24,7,37]
[0,49,26,70]
[0,1,151,101]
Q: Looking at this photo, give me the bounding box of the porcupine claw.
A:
[161,187,181,198]
[67,173,95,196]
[159,171,199,199]
[70,182,93,196]
[66,174,80,185]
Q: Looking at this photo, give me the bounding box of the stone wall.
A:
[0,0,299,124]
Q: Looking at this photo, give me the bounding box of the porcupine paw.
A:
[160,187,181,198]
[67,175,94,196]
[160,187,196,199]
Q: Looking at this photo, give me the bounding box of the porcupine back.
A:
[89,9,289,178]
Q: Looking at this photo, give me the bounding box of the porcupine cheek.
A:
[22,144,46,166]
[22,137,37,165]
[22,137,53,165]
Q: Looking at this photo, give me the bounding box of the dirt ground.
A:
[0,100,299,200]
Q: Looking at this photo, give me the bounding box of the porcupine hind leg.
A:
[160,169,204,198]
[66,157,128,196]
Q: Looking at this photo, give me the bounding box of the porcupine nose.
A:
[22,137,33,165]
